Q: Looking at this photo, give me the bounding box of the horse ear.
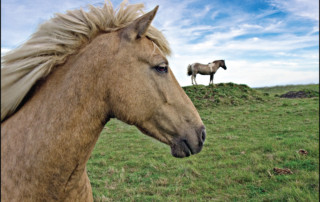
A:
[121,6,159,41]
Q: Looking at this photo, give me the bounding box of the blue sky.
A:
[1,0,319,87]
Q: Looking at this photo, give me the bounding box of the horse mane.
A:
[213,60,223,63]
[1,1,171,122]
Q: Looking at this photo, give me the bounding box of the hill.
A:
[183,83,270,109]
[183,83,319,109]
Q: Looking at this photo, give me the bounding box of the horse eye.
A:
[154,65,168,73]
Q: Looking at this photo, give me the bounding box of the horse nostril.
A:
[198,127,206,147]
[201,129,206,143]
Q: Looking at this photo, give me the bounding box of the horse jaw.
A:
[136,116,206,158]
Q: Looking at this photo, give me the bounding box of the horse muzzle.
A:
[170,126,206,158]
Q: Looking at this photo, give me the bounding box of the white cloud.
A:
[212,60,318,87]
[269,0,319,21]
[1,0,102,47]
[147,0,319,87]
[1,48,11,56]
[1,0,319,87]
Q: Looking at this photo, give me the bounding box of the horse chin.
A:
[136,125,204,158]
[170,139,202,158]
[170,146,191,158]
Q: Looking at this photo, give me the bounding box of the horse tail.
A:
[187,64,192,76]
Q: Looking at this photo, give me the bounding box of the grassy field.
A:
[87,83,319,201]
[255,84,319,96]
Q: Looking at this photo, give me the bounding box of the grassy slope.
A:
[87,83,319,201]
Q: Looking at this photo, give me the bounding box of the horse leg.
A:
[191,74,194,85]
[209,74,213,85]
[213,73,215,84]
[194,74,198,85]
[211,73,215,85]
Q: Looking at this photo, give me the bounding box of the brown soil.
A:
[279,91,316,98]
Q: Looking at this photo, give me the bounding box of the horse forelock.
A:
[1,1,171,122]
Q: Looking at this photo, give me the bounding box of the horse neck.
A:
[212,62,221,72]
[2,35,113,169]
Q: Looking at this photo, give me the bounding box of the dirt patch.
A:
[298,149,308,155]
[273,168,293,175]
[279,90,319,98]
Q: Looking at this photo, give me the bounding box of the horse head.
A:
[102,7,206,158]
[220,60,227,70]
[213,60,227,70]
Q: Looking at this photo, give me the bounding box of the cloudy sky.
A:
[1,0,319,87]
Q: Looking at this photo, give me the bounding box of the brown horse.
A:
[1,2,206,201]
[187,60,227,85]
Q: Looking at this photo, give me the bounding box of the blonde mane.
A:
[1,0,171,122]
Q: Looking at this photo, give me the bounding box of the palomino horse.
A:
[1,2,206,201]
[187,60,227,85]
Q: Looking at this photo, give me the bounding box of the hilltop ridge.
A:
[183,83,319,109]
[183,83,269,109]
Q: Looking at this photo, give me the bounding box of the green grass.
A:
[255,84,319,96]
[87,83,319,201]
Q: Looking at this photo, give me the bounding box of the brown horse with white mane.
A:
[187,60,227,85]
[1,2,206,201]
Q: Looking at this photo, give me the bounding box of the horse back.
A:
[192,63,212,75]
